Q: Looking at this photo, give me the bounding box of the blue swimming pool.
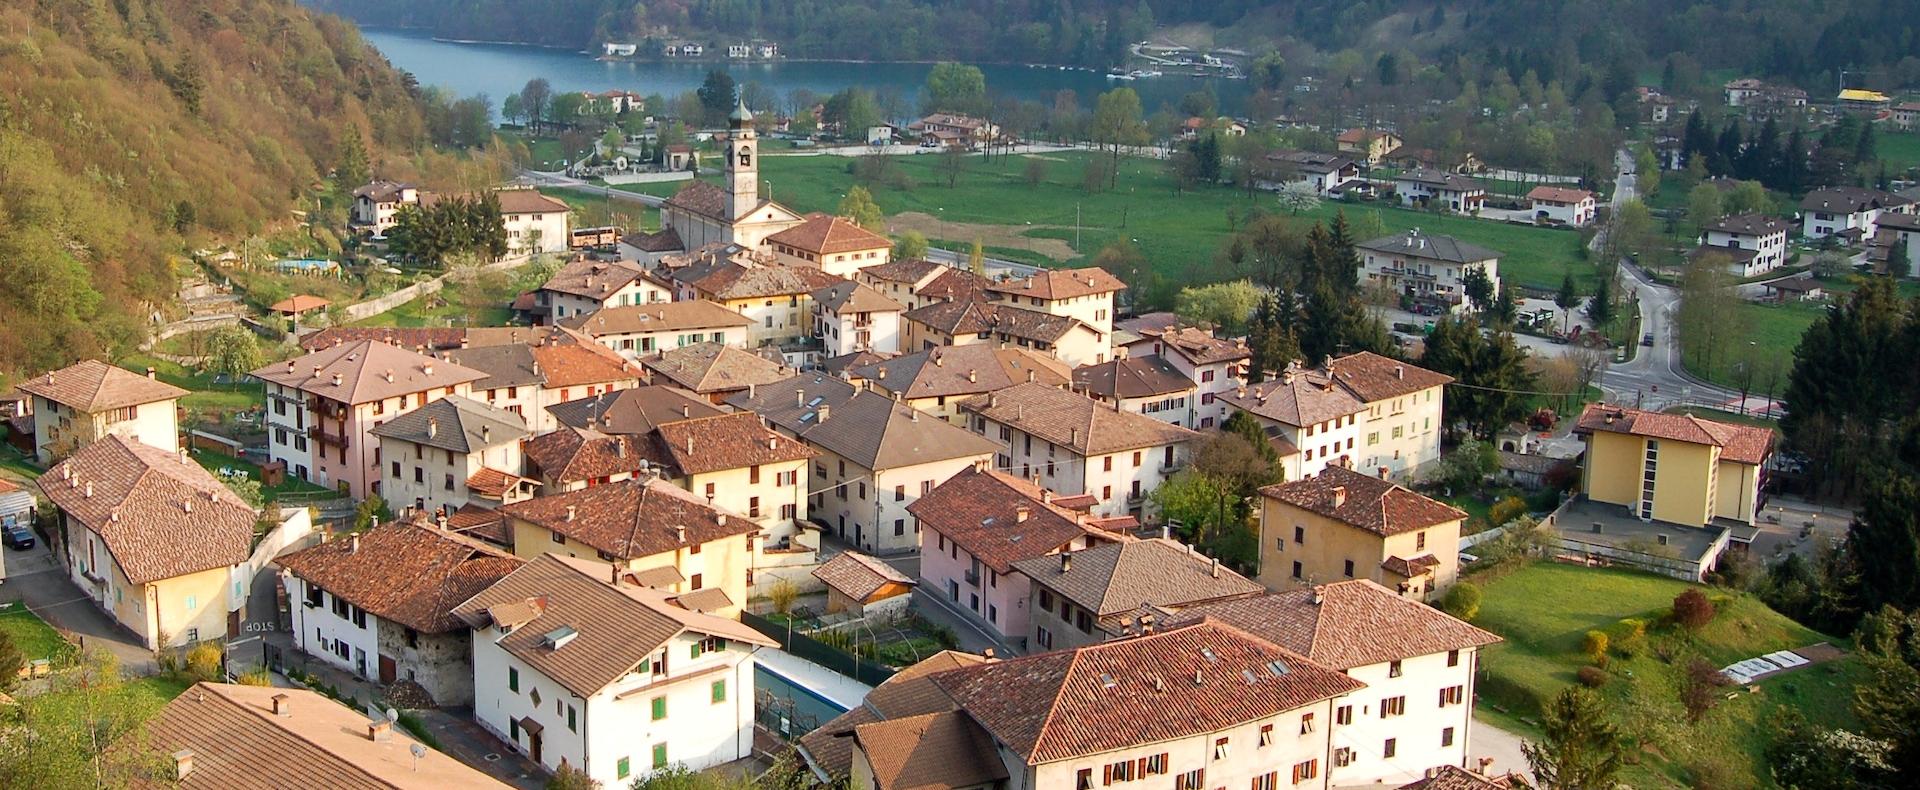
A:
[755,664,848,738]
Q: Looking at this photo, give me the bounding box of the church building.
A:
[657,101,805,250]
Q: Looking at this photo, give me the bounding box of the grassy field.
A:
[112,355,263,414]
[190,447,334,498]
[348,276,520,329]
[1472,562,1857,787]
[1876,131,1920,174]
[0,604,75,665]
[622,150,1598,291]
[21,673,193,728]
[0,438,42,481]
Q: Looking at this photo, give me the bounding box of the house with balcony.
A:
[1799,186,1913,242]
[1117,323,1252,429]
[985,266,1126,336]
[17,359,187,463]
[560,301,755,361]
[1527,186,1598,227]
[812,281,904,357]
[1256,465,1467,601]
[796,391,999,555]
[371,395,533,516]
[456,553,776,785]
[1355,230,1501,315]
[1218,353,1451,483]
[1337,128,1403,164]
[1072,355,1200,428]
[253,340,489,498]
[1394,169,1486,214]
[534,258,673,323]
[959,383,1200,520]
[350,180,420,235]
[280,517,523,704]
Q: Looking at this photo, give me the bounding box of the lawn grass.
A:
[1471,561,1854,787]
[628,150,1597,291]
[22,673,193,724]
[0,438,43,481]
[0,604,76,665]
[1683,300,1823,389]
[347,279,518,329]
[1876,131,1920,174]
[110,356,262,413]
[189,448,333,498]
[499,130,574,170]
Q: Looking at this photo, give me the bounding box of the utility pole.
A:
[1075,203,1081,251]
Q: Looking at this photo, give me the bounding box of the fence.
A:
[741,611,898,687]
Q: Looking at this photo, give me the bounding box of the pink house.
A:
[253,340,489,499]
[908,466,1124,651]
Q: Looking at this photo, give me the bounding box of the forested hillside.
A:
[0,0,424,377]
[309,0,1920,89]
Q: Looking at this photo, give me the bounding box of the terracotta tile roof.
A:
[798,651,992,779]
[651,412,816,475]
[444,504,511,546]
[1338,128,1393,144]
[297,327,466,353]
[916,268,991,303]
[1702,212,1789,237]
[1261,465,1463,537]
[903,299,1089,343]
[498,476,755,560]
[17,360,188,412]
[548,385,722,435]
[270,295,331,314]
[1356,230,1501,264]
[812,281,904,314]
[131,682,509,789]
[1216,365,1367,426]
[1397,766,1528,790]
[493,189,570,214]
[1167,579,1501,671]
[662,180,729,220]
[40,435,254,585]
[1326,351,1454,402]
[1573,403,1774,465]
[251,340,487,405]
[538,258,650,299]
[623,227,685,253]
[452,554,774,697]
[440,344,542,389]
[820,350,894,377]
[986,267,1126,300]
[798,390,1000,470]
[1381,553,1442,578]
[277,521,523,633]
[529,341,645,388]
[465,468,530,499]
[523,424,662,484]
[1152,326,1251,365]
[852,711,1007,790]
[640,342,790,394]
[812,551,915,602]
[1073,355,1195,399]
[1010,538,1262,622]
[857,345,1072,400]
[908,466,1115,574]
[671,586,735,613]
[930,620,1364,764]
[352,179,415,202]
[859,257,947,285]
[723,373,860,435]
[960,383,1200,456]
[1527,185,1595,204]
[768,213,892,255]
[369,395,527,453]
[671,258,843,300]
[1114,312,1182,335]
[558,301,754,336]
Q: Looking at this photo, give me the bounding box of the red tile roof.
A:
[812,551,915,602]
[1573,403,1774,465]
[986,267,1126,300]
[40,435,254,584]
[270,295,332,314]
[1260,465,1466,537]
[498,476,755,560]
[651,412,816,475]
[17,359,188,412]
[251,340,487,405]
[907,466,1116,574]
[1526,185,1595,204]
[277,520,523,633]
[1167,580,1501,669]
[960,383,1200,456]
[767,213,891,255]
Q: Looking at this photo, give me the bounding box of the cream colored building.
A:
[768,213,892,279]
[1256,465,1466,602]
[901,300,1109,367]
[811,281,904,357]
[665,252,844,364]
[560,302,755,360]
[445,332,647,434]
[372,395,533,516]
[798,392,1000,555]
[960,383,1199,519]
[985,267,1125,336]
[536,258,673,322]
[658,102,804,250]
[1354,230,1502,315]
[851,344,1072,424]
[1218,353,1451,483]
[18,360,187,463]
[1573,404,1774,527]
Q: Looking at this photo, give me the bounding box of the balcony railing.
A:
[307,425,351,448]
[963,569,981,586]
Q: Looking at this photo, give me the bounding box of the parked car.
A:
[1641,333,1655,347]
[3,522,34,550]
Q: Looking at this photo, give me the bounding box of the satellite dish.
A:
[410,743,427,758]
[385,707,399,722]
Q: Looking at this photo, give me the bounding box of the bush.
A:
[1577,665,1610,688]
[1440,581,1483,622]
[0,632,22,692]
[1613,618,1647,659]
[1583,630,1610,664]
[768,579,799,616]
[1680,656,1730,723]
[184,642,223,681]
[1487,495,1528,527]
[1673,588,1716,631]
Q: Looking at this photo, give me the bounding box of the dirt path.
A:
[887,212,1081,261]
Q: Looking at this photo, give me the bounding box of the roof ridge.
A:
[214,684,394,787]
[1026,646,1084,765]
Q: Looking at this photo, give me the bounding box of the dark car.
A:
[2,522,34,550]
[1641,333,1655,347]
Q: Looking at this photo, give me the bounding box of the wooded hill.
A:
[0,0,424,377]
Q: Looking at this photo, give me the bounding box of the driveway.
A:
[0,542,156,673]
[1469,719,1535,783]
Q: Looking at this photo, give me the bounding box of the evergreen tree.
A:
[333,130,369,196]
[1856,120,1878,166]
[1524,687,1626,790]
[1711,119,1743,176]
[1420,317,1534,439]
[1462,267,1494,314]
[1587,271,1616,329]
[1849,469,1920,614]
[1781,278,1915,494]
[1489,286,1518,328]
[697,70,737,124]
[1782,127,1808,193]
[1888,239,1911,279]
[1681,113,1712,167]
[1554,274,1580,333]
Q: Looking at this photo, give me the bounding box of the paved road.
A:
[0,541,157,673]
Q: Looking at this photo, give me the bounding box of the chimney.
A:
[747,383,756,400]
[1015,506,1030,523]
[84,482,93,498]
[423,363,434,376]
[1069,428,1079,446]
[567,505,578,522]
[350,535,360,553]
[270,693,290,716]
[615,440,627,458]
[797,389,806,407]
[427,418,439,439]
[1330,486,1347,508]
[172,749,195,780]
[367,720,392,742]
[312,365,322,378]
[183,499,192,514]
[1027,370,1036,383]
[331,373,342,387]
[877,367,887,380]
[146,366,157,380]
[982,647,995,659]
[482,425,492,442]
[1041,490,1053,504]
[1160,523,1170,539]
[967,369,977,383]
[934,354,944,367]
[1378,466,1390,480]
[1140,612,1155,634]
[1311,585,1325,605]
[816,405,830,423]
[1477,757,1495,774]
[1059,552,1072,573]
[1393,364,1404,379]
[1210,556,1220,578]
[676,525,688,543]
[383,369,394,383]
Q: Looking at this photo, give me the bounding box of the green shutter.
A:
[711,679,727,703]
[617,757,630,779]
[652,743,668,769]
[690,642,702,659]
[509,667,519,692]
[651,695,667,721]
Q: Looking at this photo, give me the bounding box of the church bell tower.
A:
[725,98,757,223]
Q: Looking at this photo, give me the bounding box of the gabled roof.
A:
[852,711,1007,790]
[986,267,1126,300]
[652,412,816,475]
[1142,325,1251,366]
[1573,403,1774,465]
[857,345,1072,400]
[1073,355,1195,399]
[352,179,415,202]
[930,620,1364,765]
[270,295,331,314]
[767,213,892,255]
[1799,186,1911,213]
[1396,168,1484,191]
[1010,538,1262,620]
[558,301,754,336]
[493,189,570,214]
[798,391,1000,470]
[1337,127,1396,144]
[960,383,1201,456]
[724,372,860,434]
[529,340,645,388]
[250,340,487,405]
[523,424,662,485]
[133,683,509,789]
[1527,185,1595,203]
[798,651,993,780]
[623,227,685,253]
[452,554,774,697]
[812,551,915,602]
[812,281,904,314]
[548,385,723,435]
[1259,465,1466,537]
[917,268,991,303]
[539,258,651,299]
[1216,365,1367,426]
[277,520,524,633]
[498,476,756,561]
[1166,579,1501,670]
[641,342,790,394]
[298,327,467,353]
[40,435,255,585]
[907,466,1113,574]
[859,257,947,285]
[1325,351,1454,402]
[369,395,528,454]
[1702,212,1789,237]
[902,300,1090,343]
[1397,765,1529,790]
[671,258,843,300]
[17,360,188,412]
[1355,230,1501,264]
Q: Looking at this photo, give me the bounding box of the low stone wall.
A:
[336,254,534,323]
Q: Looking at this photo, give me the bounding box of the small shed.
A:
[1764,277,1825,303]
[0,478,34,528]
[270,294,332,317]
[811,551,915,618]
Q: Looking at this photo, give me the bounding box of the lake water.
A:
[360,27,1248,119]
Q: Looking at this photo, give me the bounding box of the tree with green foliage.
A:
[967,239,986,276]
[1554,274,1579,333]
[837,186,885,231]
[1886,239,1911,279]
[1676,252,1745,379]
[1687,183,1723,231]
[697,69,737,125]
[1430,439,1497,491]
[333,130,369,197]
[1274,181,1321,215]
[924,62,988,115]
[1487,286,1518,328]
[1723,180,1772,216]
[519,78,553,129]
[1462,267,1494,315]
[1422,318,1534,439]
[353,494,392,532]
[206,326,262,380]
[822,88,882,139]
[501,92,524,127]
[1440,580,1482,621]
[0,649,167,786]
[388,192,508,264]
[893,231,929,261]
[1524,687,1625,790]
[1586,270,1616,329]
[1089,88,1147,189]
[1246,294,1300,384]
[0,631,22,692]
[1174,281,1261,334]
[1022,156,1048,187]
